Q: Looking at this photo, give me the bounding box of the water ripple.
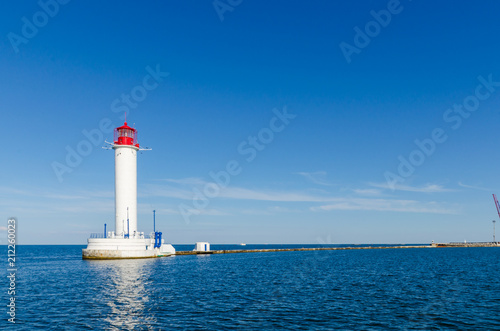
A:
[3,246,499,330]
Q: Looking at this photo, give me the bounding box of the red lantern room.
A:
[114,122,139,148]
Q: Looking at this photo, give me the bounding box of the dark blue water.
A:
[2,245,499,330]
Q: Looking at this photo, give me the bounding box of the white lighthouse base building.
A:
[82,232,175,259]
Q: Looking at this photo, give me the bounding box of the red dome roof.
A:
[116,122,136,132]
[114,122,139,147]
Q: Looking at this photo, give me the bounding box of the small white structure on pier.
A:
[82,121,175,259]
[194,242,210,252]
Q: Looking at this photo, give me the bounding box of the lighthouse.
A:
[113,122,139,238]
[82,120,175,259]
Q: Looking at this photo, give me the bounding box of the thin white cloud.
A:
[44,194,87,200]
[218,186,332,202]
[142,184,194,200]
[0,185,114,200]
[295,171,331,186]
[0,178,457,222]
[267,206,296,213]
[147,178,455,215]
[83,190,114,198]
[311,198,456,214]
[241,206,298,215]
[241,209,273,216]
[177,207,230,216]
[2,196,113,216]
[137,205,179,215]
[148,179,332,202]
[136,205,230,217]
[352,188,384,197]
[162,177,206,185]
[0,184,115,217]
[458,182,492,192]
[0,186,35,197]
[148,178,456,215]
[50,200,113,213]
[369,182,453,193]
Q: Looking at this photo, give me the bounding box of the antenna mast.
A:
[492,194,500,243]
[493,220,496,243]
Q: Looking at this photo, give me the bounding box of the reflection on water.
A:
[88,259,157,330]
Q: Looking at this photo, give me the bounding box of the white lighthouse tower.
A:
[82,121,175,259]
[113,122,138,238]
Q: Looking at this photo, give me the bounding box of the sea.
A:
[2,244,499,330]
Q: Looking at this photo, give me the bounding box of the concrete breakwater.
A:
[175,242,500,255]
[432,242,499,248]
[175,245,433,255]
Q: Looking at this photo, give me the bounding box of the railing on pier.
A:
[89,232,151,239]
[90,233,106,239]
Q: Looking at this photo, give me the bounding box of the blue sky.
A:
[2,0,500,244]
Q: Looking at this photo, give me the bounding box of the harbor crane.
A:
[494,194,500,219]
